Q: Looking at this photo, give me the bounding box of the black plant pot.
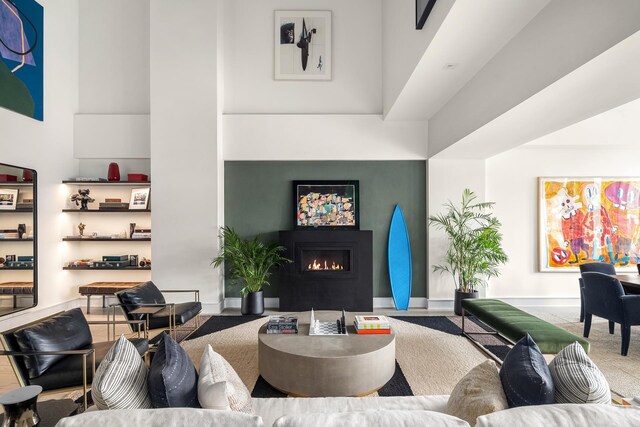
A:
[241,290,264,315]
[454,289,479,316]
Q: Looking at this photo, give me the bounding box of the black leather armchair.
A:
[0,308,148,409]
[114,281,202,338]
[582,272,640,356]
[579,262,615,323]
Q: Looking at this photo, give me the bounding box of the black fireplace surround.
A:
[279,230,373,312]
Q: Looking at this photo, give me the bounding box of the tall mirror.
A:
[0,163,37,316]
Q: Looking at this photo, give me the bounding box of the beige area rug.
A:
[559,319,640,397]
[180,316,489,396]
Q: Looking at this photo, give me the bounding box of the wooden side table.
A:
[0,385,42,426]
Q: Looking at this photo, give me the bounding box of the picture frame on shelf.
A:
[5,255,16,262]
[129,254,138,267]
[0,189,18,210]
[129,188,150,210]
[293,180,359,230]
[274,10,331,81]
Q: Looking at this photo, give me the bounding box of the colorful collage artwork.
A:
[539,178,640,271]
[295,182,358,229]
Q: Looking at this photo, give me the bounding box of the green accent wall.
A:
[224,161,426,299]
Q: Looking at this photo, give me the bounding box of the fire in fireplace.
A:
[301,249,350,272]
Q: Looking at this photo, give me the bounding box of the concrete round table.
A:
[258,311,395,397]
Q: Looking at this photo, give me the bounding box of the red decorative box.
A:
[127,174,148,182]
[0,174,17,182]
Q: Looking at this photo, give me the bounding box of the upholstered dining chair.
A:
[582,272,640,356]
[579,262,616,323]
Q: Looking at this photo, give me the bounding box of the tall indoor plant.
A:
[429,189,508,315]
[212,226,291,315]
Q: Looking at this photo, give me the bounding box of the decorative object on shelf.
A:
[17,224,26,239]
[128,174,148,182]
[539,177,640,272]
[293,180,359,230]
[129,188,150,210]
[0,229,18,239]
[129,254,139,267]
[107,162,121,181]
[22,169,33,182]
[70,189,95,210]
[0,174,17,182]
[309,309,348,336]
[388,204,412,311]
[0,257,4,267]
[78,222,86,237]
[416,0,438,29]
[0,189,18,210]
[212,226,290,315]
[130,223,136,239]
[131,228,151,239]
[68,177,107,182]
[5,255,16,262]
[429,189,508,315]
[274,10,331,81]
[139,257,151,268]
[0,0,44,121]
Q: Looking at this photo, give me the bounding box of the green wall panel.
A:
[223,161,426,299]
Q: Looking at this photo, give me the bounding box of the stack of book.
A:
[93,255,129,268]
[266,316,298,334]
[0,229,19,239]
[99,198,129,210]
[354,315,391,334]
[6,256,34,268]
[131,228,151,239]
[17,198,33,210]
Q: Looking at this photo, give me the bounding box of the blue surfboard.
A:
[388,204,412,310]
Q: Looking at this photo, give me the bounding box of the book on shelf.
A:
[132,228,152,239]
[6,261,34,268]
[353,322,391,334]
[17,256,34,262]
[16,203,33,210]
[104,198,122,203]
[354,315,390,329]
[92,261,128,268]
[70,177,107,182]
[99,203,129,209]
[102,255,129,262]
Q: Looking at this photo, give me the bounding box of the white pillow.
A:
[548,342,610,404]
[273,410,470,427]
[476,404,640,427]
[92,335,152,410]
[198,344,252,413]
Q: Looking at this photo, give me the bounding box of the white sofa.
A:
[54,395,640,427]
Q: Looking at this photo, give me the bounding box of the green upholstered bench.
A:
[461,299,590,357]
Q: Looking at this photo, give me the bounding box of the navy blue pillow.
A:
[500,334,554,407]
[148,332,200,408]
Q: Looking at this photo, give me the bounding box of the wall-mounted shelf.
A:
[63,181,150,186]
[64,266,151,271]
[62,209,151,213]
[0,239,34,243]
[0,209,33,214]
[0,267,33,271]
[0,182,35,187]
[62,237,151,242]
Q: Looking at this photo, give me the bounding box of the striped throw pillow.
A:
[548,342,610,404]
[92,335,152,410]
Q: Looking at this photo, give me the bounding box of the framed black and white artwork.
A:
[274,10,331,81]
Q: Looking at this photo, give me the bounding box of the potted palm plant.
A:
[212,226,291,315]
[429,189,508,315]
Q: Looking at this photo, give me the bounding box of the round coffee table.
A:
[258,311,395,397]
[0,385,42,427]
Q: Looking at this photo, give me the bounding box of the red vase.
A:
[107,163,120,181]
[22,169,33,182]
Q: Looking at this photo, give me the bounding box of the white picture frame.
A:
[0,189,18,210]
[274,10,332,81]
[129,188,150,210]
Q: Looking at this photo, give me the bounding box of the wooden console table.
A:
[78,281,143,313]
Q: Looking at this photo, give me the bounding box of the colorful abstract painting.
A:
[539,177,640,271]
[0,0,43,121]
[294,181,358,229]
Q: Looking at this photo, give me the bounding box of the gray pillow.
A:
[92,335,152,410]
[148,333,199,408]
[273,410,470,427]
[548,342,610,404]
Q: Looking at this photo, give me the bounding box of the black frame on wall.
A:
[416,0,438,30]
[293,180,360,230]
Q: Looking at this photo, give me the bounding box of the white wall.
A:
[224,0,382,114]
[427,159,486,302]
[0,0,80,329]
[150,0,224,312]
[485,145,640,301]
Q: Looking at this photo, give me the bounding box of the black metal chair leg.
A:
[609,320,615,335]
[621,323,631,356]
[583,313,593,338]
